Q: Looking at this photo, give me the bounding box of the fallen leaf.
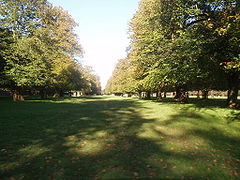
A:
[1,149,7,152]
[150,172,157,177]
[133,172,139,177]
[147,165,152,168]
[163,164,168,169]
[101,169,107,173]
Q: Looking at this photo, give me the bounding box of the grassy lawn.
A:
[0,96,240,179]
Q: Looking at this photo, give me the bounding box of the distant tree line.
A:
[0,0,101,101]
[105,0,240,108]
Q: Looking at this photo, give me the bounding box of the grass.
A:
[0,95,240,180]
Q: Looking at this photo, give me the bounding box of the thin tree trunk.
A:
[12,88,24,101]
[60,90,64,97]
[197,90,200,99]
[174,86,188,103]
[40,89,47,99]
[163,92,167,98]
[138,91,142,98]
[202,90,208,100]
[146,91,151,99]
[227,72,239,108]
[156,90,163,102]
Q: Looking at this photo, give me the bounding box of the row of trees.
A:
[0,0,101,101]
[105,0,240,108]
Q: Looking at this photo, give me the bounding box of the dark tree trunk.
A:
[12,88,24,101]
[69,91,72,97]
[227,72,239,108]
[174,86,188,103]
[163,92,167,98]
[202,90,208,100]
[197,90,200,99]
[60,90,64,97]
[146,91,151,99]
[40,89,47,99]
[138,91,142,98]
[156,90,163,102]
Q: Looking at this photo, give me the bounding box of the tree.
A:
[105,58,136,95]
[0,0,84,100]
[81,66,101,95]
[128,0,201,102]
[186,0,240,107]
[125,0,239,106]
[0,0,52,100]
[0,28,13,88]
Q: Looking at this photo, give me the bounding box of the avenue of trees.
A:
[105,0,240,108]
[0,0,101,101]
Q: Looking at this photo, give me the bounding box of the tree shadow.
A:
[156,110,240,179]
[0,97,240,179]
[226,110,240,123]
[149,97,228,109]
[0,98,168,179]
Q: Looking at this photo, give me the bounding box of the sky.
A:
[48,0,140,88]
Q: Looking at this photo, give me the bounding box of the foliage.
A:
[0,0,100,99]
[106,0,239,107]
[105,58,136,94]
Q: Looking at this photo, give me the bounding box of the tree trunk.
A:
[174,86,188,103]
[146,91,151,99]
[40,89,47,99]
[163,92,167,98]
[202,90,208,100]
[60,90,64,97]
[173,92,175,97]
[156,90,163,102]
[138,91,142,98]
[197,90,200,99]
[227,72,239,108]
[12,88,24,101]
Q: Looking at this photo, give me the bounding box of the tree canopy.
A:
[106,0,239,108]
[0,0,101,100]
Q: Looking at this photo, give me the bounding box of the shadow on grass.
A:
[145,97,228,109]
[0,98,162,179]
[156,110,240,179]
[226,111,240,123]
[0,97,240,179]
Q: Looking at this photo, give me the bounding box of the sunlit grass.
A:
[0,95,239,179]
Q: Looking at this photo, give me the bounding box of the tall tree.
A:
[105,58,136,95]
[186,0,240,107]
[0,0,84,100]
